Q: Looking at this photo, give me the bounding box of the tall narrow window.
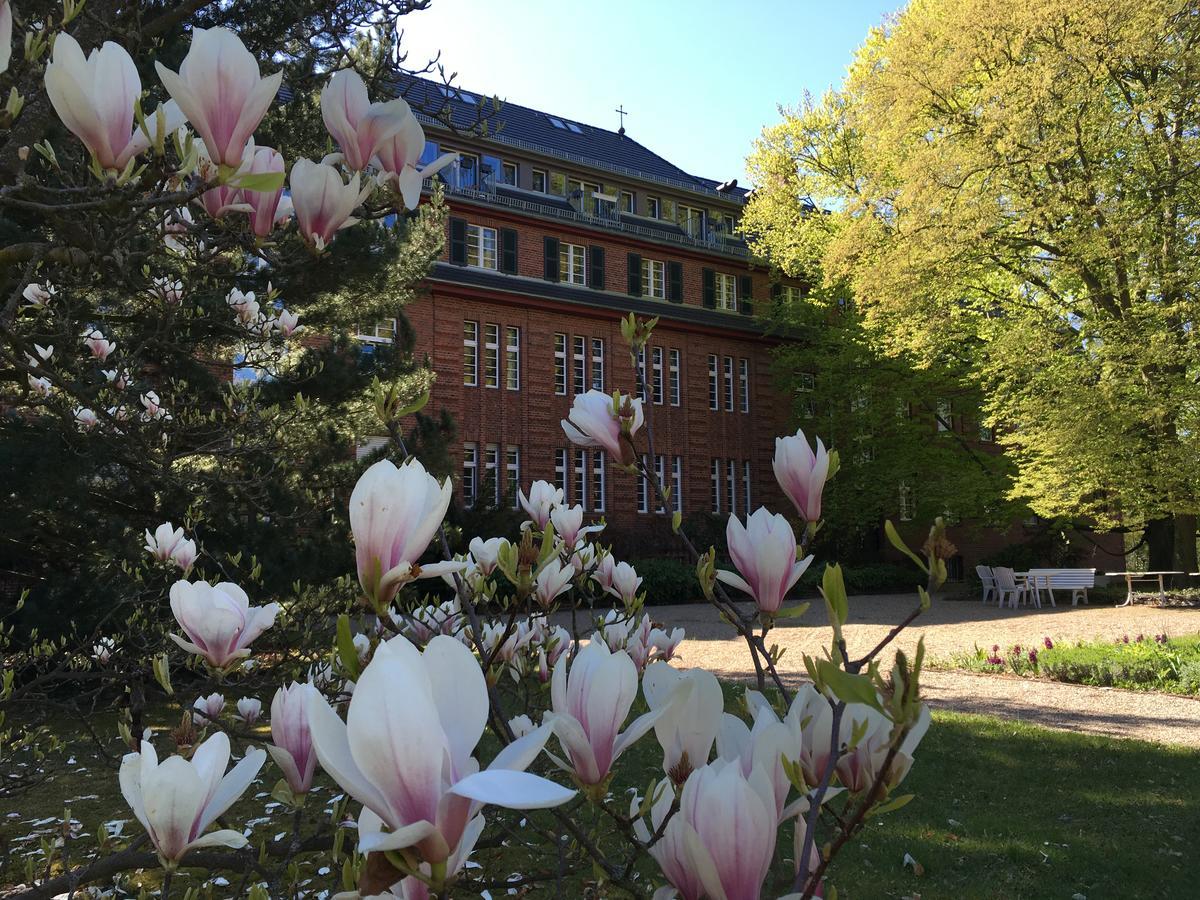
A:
[591,338,605,391]
[936,399,952,432]
[483,323,500,388]
[559,243,586,285]
[638,455,649,514]
[723,356,734,411]
[711,459,721,513]
[620,190,634,213]
[726,459,737,514]
[506,446,520,508]
[532,169,547,192]
[572,336,586,395]
[466,225,497,269]
[715,273,738,311]
[463,321,478,386]
[655,455,667,514]
[485,443,500,505]
[641,259,665,299]
[573,449,588,511]
[462,443,477,508]
[554,333,567,395]
[502,326,520,390]
[651,347,664,405]
[708,354,719,410]
[554,449,569,500]
[669,349,681,406]
[672,456,683,514]
[592,454,606,512]
[646,196,661,218]
[743,460,752,515]
[899,482,915,521]
[637,348,648,401]
[739,358,750,413]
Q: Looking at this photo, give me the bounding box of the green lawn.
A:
[3,704,1197,898]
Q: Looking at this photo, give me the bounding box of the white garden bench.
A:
[1025,568,1096,607]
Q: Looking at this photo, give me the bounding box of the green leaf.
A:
[776,601,811,619]
[817,659,883,711]
[871,793,914,816]
[335,615,362,680]
[232,170,286,193]
[884,519,928,574]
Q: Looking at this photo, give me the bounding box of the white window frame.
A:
[655,455,667,514]
[573,449,588,511]
[638,455,650,514]
[646,196,661,218]
[620,190,634,213]
[506,326,521,390]
[711,458,721,513]
[708,354,719,410]
[485,443,500,505]
[506,446,520,508]
[669,348,681,406]
[501,161,518,185]
[531,169,547,192]
[899,482,915,521]
[462,443,478,509]
[356,318,396,344]
[592,453,606,513]
[672,456,683,515]
[780,284,804,304]
[726,459,737,514]
[936,399,952,432]
[979,422,995,443]
[723,356,734,412]
[573,335,586,395]
[554,449,569,501]
[739,358,750,413]
[799,372,816,392]
[560,242,587,285]
[591,338,605,391]
[715,273,738,312]
[651,347,664,405]
[483,323,500,388]
[743,460,752,515]
[554,333,567,395]
[463,321,478,387]
[637,347,648,401]
[466,224,497,270]
[641,259,665,299]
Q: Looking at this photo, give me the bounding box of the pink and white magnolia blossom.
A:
[650,626,685,662]
[192,692,226,725]
[27,375,51,397]
[773,428,831,523]
[320,69,414,172]
[33,343,53,362]
[153,277,184,305]
[289,157,365,251]
[144,521,185,561]
[546,639,663,786]
[275,308,300,336]
[631,783,706,900]
[0,1,11,76]
[83,329,116,362]
[549,503,603,548]
[350,459,462,609]
[533,558,575,609]
[833,702,931,794]
[74,407,98,430]
[604,560,643,606]
[44,34,185,171]
[517,480,564,529]
[717,698,801,823]
[170,537,197,572]
[307,634,574,865]
[356,810,485,900]
[592,552,617,592]
[119,732,265,866]
[716,508,813,615]
[468,536,507,576]
[372,107,459,209]
[155,27,281,168]
[266,682,318,797]
[168,580,279,669]
[23,282,56,308]
[235,697,261,725]
[244,146,287,237]
[643,663,723,781]
[561,389,643,466]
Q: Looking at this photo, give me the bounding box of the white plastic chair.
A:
[993,567,1029,609]
[976,565,997,604]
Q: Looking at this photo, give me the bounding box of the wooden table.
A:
[1105,571,1183,606]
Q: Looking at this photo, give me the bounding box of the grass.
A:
[3,696,1198,898]
[940,634,1200,695]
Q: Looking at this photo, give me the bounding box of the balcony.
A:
[432,163,750,259]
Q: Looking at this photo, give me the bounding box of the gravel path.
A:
[651,595,1200,748]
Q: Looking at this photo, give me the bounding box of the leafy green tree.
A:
[744,0,1200,570]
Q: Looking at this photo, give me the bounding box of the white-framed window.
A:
[620,190,634,213]
[979,422,995,443]
[554,333,567,395]
[739,358,750,413]
[638,455,649,514]
[722,212,737,235]
[715,273,738,311]
[506,326,521,390]
[708,354,719,410]
[532,169,547,192]
[896,399,911,419]
[899,482,915,521]
[506,446,520,508]
[641,259,665,299]
[483,323,500,388]
[936,399,952,432]
[501,161,518,185]
[573,335,586,395]
[568,178,601,215]
[559,243,586,285]
[679,204,704,238]
[355,435,389,461]
[463,321,478,386]
[723,356,734,412]
[637,347,648,401]
[711,459,721,513]
[646,196,661,218]
[655,455,667,514]
[726,459,737,514]
[743,461,752,515]
[591,453,606,512]
[485,443,500,505]
[672,456,683,514]
[780,284,804,304]
[591,338,605,391]
[651,347,664,405]
[554,449,569,500]
[462,443,478,508]
[799,372,816,392]
[466,225,497,270]
[573,449,588,511]
[356,319,396,344]
[669,349,681,406]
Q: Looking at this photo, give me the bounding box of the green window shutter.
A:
[588,245,606,290]
[739,275,754,315]
[500,228,518,274]
[702,268,716,309]
[449,217,467,265]
[543,237,560,282]
[668,261,683,304]
[627,253,642,297]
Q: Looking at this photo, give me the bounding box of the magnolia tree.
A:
[1,7,949,900]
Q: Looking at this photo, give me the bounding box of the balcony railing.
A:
[432,167,749,258]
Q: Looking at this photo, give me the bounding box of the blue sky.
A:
[399,0,901,186]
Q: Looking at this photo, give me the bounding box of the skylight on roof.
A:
[547,115,567,129]
[565,121,583,134]
[437,84,475,104]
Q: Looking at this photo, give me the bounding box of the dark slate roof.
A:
[390,73,746,204]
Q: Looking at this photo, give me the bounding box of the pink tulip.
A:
[774,428,831,522]
[373,111,459,209]
[266,682,318,797]
[517,480,565,529]
[44,34,185,171]
[561,390,643,466]
[350,459,461,610]
[289,158,363,251]
[547,639,663,786]
[155,28,281,168]
[168,580,279,669]
[244,146,287,237]
[320,69,414,172]
[716,508,813,615]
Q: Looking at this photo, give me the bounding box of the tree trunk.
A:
[1173,513,1197,583]
[1145,516,1176,581]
